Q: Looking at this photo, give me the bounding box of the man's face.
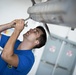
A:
[23,28,43,43]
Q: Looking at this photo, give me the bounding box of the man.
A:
[0,19,47,75]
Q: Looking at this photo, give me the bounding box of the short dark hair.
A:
[34,26,47,48]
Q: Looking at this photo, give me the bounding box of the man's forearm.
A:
[1,29,20,58]
[0,22,14,32]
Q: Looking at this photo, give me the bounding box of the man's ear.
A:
[35,40,39,45]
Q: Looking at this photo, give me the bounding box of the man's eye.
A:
[34,31,38,34]
[34,29,39,34]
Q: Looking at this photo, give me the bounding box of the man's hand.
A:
[10,19,25,31]
[14,19,25,32]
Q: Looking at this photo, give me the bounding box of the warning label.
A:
[49,46,56,53]
[66,50,73,57]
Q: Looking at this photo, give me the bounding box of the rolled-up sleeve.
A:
[16,54,34,74]
[0,34,10,48]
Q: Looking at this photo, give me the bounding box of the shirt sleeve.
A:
[0,34,10,48]
[0,34,21,49]
[16,54,34,73]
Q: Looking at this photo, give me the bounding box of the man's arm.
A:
[1,19,25,67]
[0,20,15,38]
